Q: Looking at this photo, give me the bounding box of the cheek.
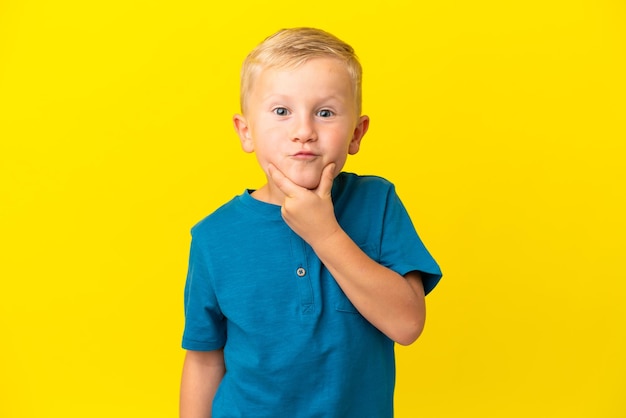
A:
[256,125,286,144]
[250,126,276,146]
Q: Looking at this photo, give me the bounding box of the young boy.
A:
[180,27,442,417]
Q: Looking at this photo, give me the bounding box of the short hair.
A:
[239,27,363,115]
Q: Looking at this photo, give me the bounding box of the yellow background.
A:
[1,0,625,416]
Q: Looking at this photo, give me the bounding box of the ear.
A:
[348,115,370,155]
[233,114,254,153]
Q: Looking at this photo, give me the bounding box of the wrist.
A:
[308,223,345,253]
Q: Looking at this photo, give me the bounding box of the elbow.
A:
[393,319,425,346]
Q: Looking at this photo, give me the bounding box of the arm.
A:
[314,231,426,345]
[268,164,426,345]
[180,349,225,418]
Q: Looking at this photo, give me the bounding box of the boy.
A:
[180,27,442,417]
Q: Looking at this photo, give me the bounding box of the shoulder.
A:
[190,190,281,244]
[333,172,397,205]
[335,171,394,189]
[190,195,244,239]
[334,172,395,195]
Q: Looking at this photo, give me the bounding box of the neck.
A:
[250,183,284,206]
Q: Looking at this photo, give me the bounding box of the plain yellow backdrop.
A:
[1,0,625,417]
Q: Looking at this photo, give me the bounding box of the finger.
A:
[267,164,301,197]
[315,163,336,197]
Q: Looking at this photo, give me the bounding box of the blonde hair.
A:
[239,27,363,115]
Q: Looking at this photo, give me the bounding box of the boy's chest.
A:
[207,224,377,331]
[210,228,324,323]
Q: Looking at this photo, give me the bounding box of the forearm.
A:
[312,228,426,346]
[180,349,225,418]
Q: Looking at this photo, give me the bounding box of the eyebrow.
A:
[260,93,348,105]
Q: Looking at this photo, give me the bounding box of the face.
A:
[234,57,369,201]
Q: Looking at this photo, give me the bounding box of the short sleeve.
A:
[379,185,442,295]
[181,230,227,351]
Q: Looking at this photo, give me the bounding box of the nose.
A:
[291,114,317,143]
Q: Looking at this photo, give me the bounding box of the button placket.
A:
[290,233,314,316]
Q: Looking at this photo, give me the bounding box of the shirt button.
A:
[296,267,306,277]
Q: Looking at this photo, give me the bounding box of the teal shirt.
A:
[182,172,442,417]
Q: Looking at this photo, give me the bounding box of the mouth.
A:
[291,151,319,160]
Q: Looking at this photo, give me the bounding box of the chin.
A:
[295,178,321,190]
[291,173,322,190]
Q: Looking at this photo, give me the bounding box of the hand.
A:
[268,163,341,247]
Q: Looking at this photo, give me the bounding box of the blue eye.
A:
[273,107,289,116]
[317,109,334,118]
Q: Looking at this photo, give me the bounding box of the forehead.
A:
[252,58,355,98]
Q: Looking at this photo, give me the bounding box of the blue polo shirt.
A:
[182,172,442,417]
